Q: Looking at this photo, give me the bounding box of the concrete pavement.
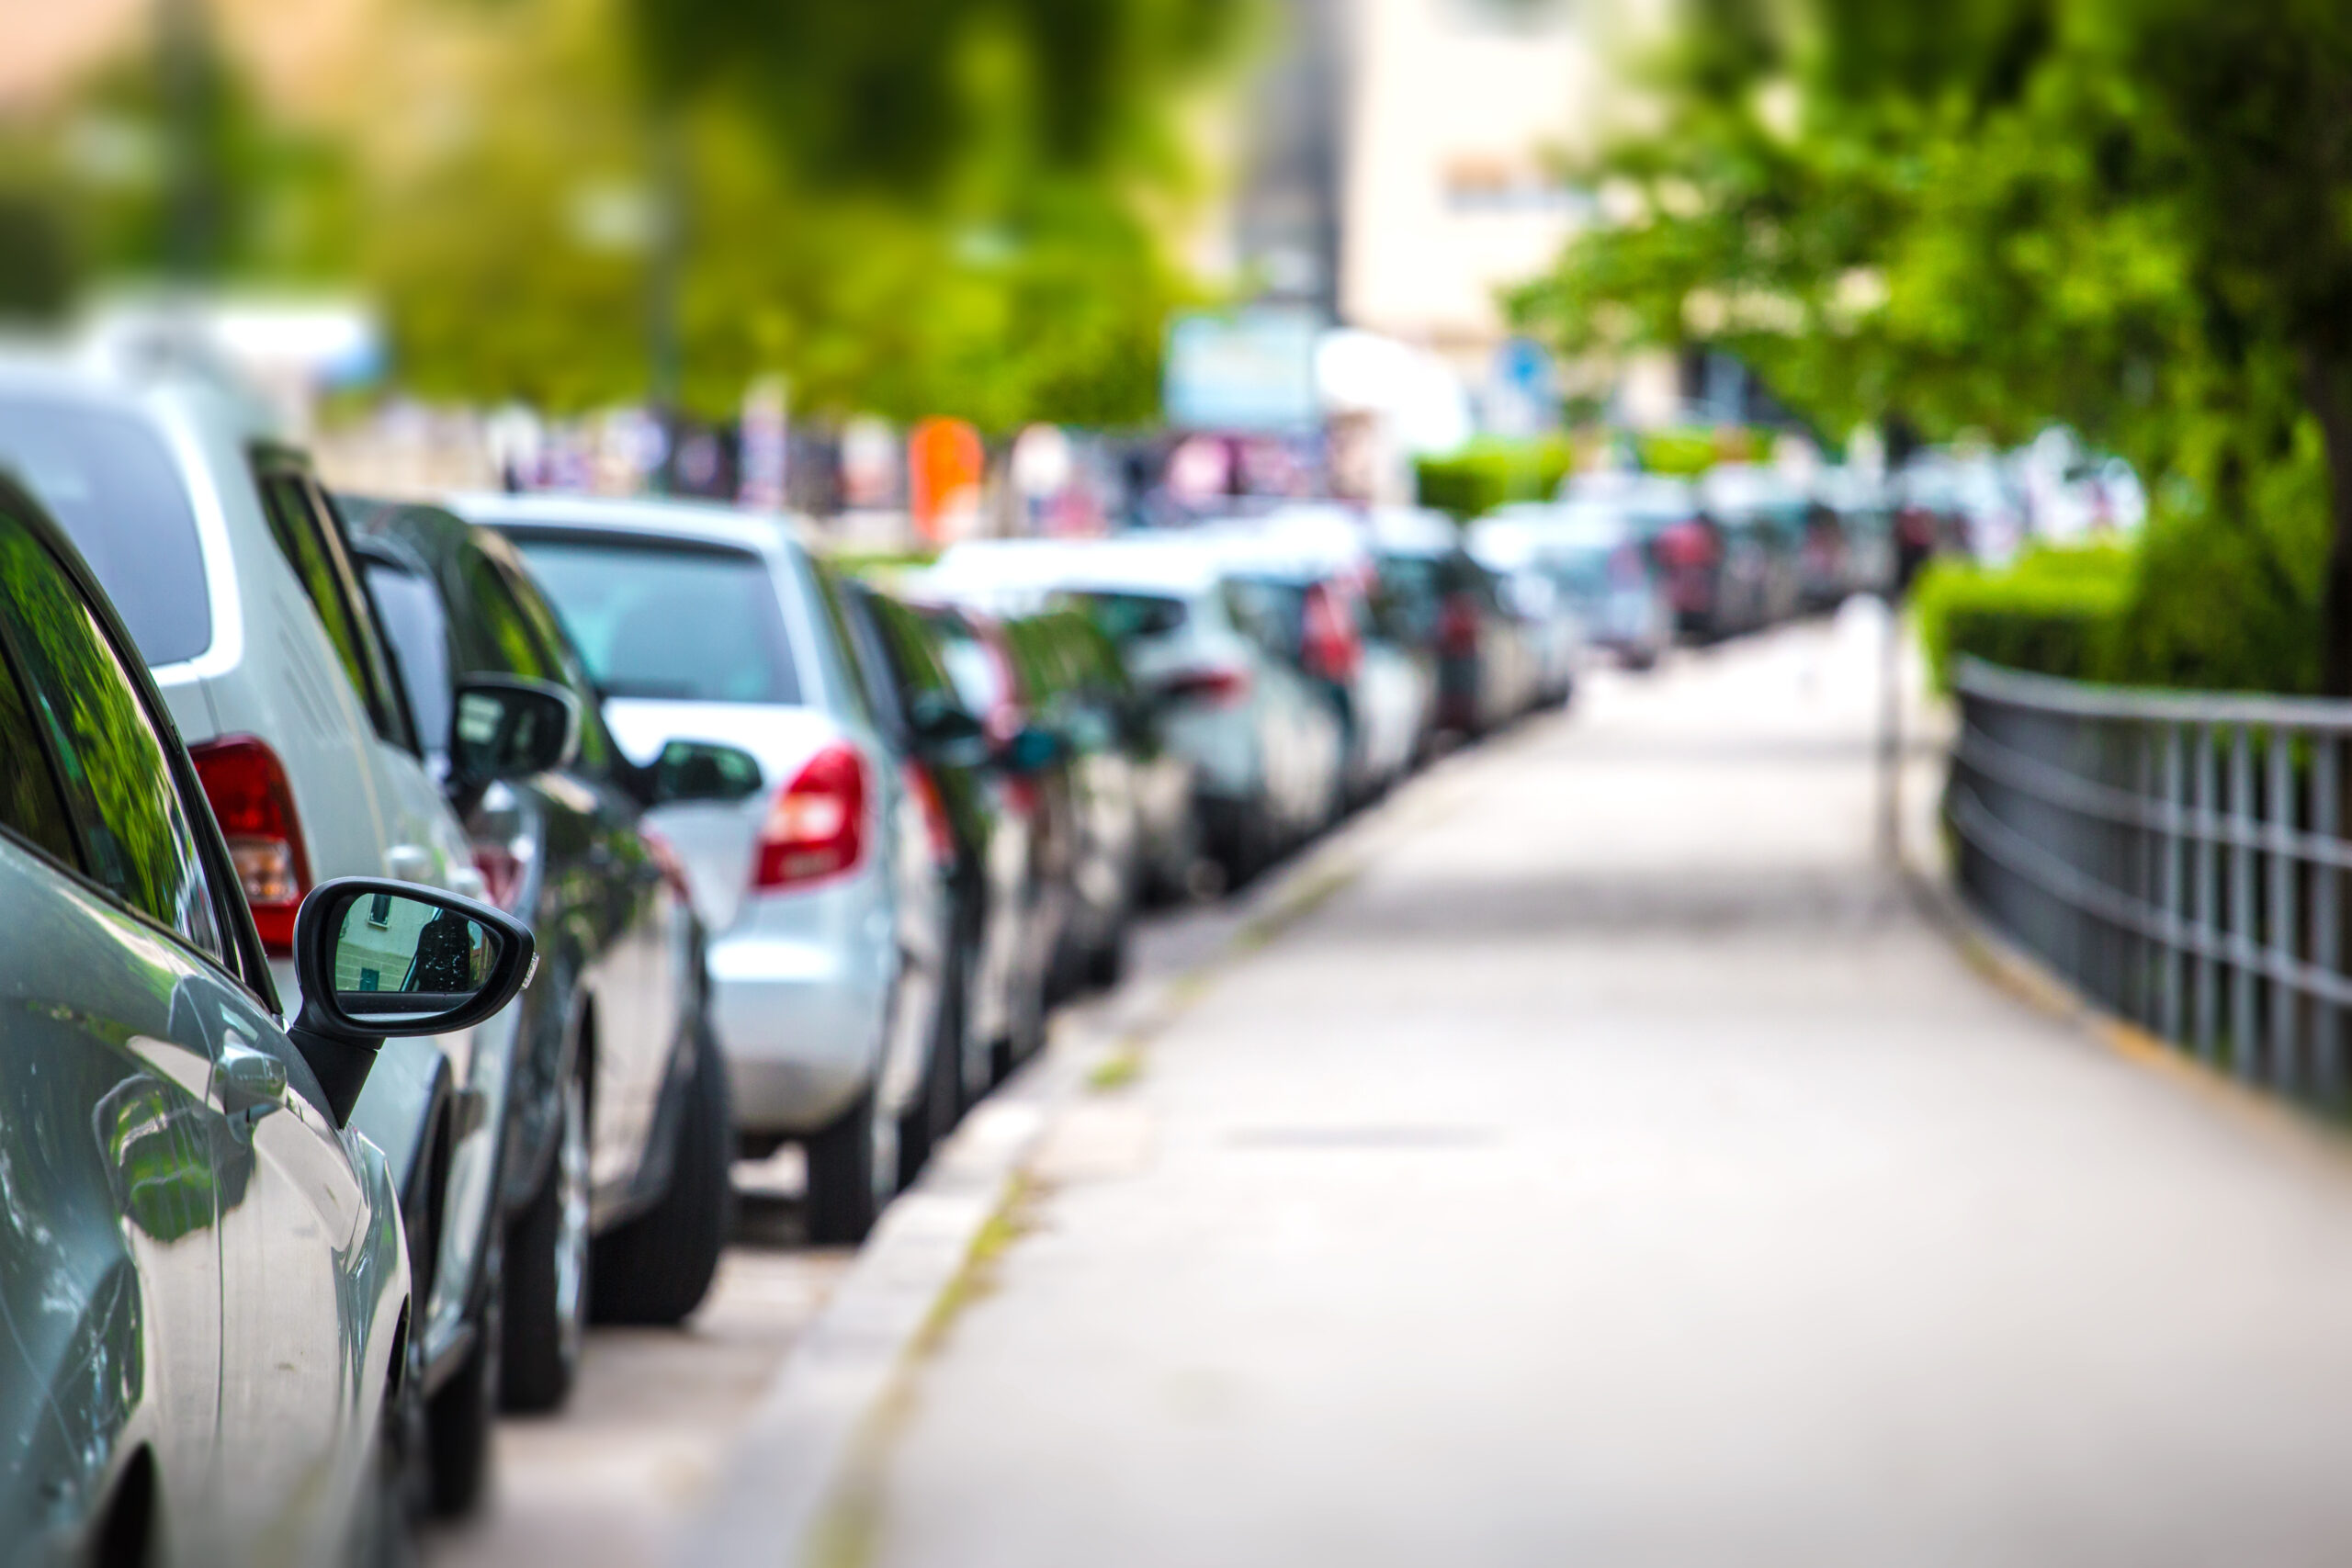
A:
[855,614,2352,1568]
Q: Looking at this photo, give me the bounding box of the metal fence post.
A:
[2318,738,2343,1101]
[2160,723,2184,1043]
[2195,726,2220,1062]
[2268,728,2298,1093]
[2232,727,2258,1078]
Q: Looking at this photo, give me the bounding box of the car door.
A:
[478,537,683,1192]
[0,499,366,1563]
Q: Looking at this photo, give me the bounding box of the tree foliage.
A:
[1513,0,2352,691]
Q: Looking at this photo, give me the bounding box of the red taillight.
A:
[189,736,311,953]
[1438,593,1480,658]
[903,762,956,868]
[1161,665,1252,706]
[753,743,867,890]
[1302,584,1362,682]
[1655,520,1718,569]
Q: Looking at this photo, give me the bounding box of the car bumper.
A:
[707,931,888,1136]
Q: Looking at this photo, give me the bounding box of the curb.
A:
[681,760,1465,1568]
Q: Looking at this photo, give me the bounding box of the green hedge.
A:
[1912,544,2134,693]
[1414,437,1575,519]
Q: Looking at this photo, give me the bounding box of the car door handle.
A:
[220,1037,288,1132]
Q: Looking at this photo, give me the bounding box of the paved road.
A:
[862,615,2352,1568]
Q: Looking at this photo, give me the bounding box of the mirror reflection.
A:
[333,890,498,1014]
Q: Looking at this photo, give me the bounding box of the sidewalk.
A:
[849,615,2352,1568]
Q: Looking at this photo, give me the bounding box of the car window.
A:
[0,512,223,956]
[0,598,81,869]
[807,562,876,726]
[458,545,555,682]
[836,586,910,744]
[252,463,413,750]
[510,533,803,705]
[486,551,615,770]
[363,557,454,763]
[0,396,212,666]
[921,609,1010,720]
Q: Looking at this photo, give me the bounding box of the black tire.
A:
[502,1067,590,1413]
[424,1264,500,1517]
[592,1023,734,1325]
[806,1079,893,1246]
[898,956,963,1189]
[352,1323,424,1567]
[1086,922,1128,990]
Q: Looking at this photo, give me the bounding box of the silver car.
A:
[455,495,952,1244]
[0,473,533,1563]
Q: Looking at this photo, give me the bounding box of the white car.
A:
[0,354,511,1515]
[922,536,1346,882]
[456,493,954,1245]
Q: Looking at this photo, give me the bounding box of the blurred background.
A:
[5,0,2346,694]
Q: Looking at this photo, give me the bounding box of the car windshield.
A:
[510,534,801,704]
[0,396,210,666]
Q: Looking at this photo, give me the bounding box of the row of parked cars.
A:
[0,336,1617,1560]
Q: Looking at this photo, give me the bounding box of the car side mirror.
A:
[999,724,1065,775]
[288,877,537,1128]
[449,676,581,788]
[648,739,765,806]
[908,689,984,749]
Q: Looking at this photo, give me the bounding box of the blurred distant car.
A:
[346,500,751,1417]
[1700,464,1809,632]
[1464,518,1583,708]
[1204,513,1434,800]
[0,471,534,1564]
[1478,502,1673,670]
[460,494,952,1245]
[0,356,513,1521]
[1813,467,1897,601]
[922,538,1343,886]
[1368,508,1540,733]
[1900,454,2029,566]
[996,605,1145,995]
[838,586,1062,1118]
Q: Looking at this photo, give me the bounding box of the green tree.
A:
[1513,0,2352,692]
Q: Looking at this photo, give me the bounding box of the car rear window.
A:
[0,397,210,666]
[509,533,801,705]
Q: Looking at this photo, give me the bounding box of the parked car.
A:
[1814,467,1898,602]
[0,355,514,1517]
[922,537,1344,886]
[458,494,951,1244]
[1464,520,1584,710]
[345,499,753,1415]
[1365,508,1540,735]
[1477,502,1674,671]
[889,596,1067,1082]
[1699,464,1809,634]
[1210,512,1435,801]
[0,470,535,1564]
[833,581,1070,1155]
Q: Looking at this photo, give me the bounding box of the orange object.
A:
[909,417,986,544]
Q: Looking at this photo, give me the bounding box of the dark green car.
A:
[0,475,535,1562]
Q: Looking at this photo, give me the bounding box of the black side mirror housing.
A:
[909,689,985,748]
[998,724,1065,775]
[649,739,765,806]
[448,676,581,790]
[288,877,537,1127]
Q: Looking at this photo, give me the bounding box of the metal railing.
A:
[1948,658,2352,1102]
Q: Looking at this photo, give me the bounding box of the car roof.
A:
[0,346,280,446]
[926,536,1227,596]
[447,491,812,558]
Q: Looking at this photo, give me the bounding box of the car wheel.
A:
[806,1077,896,1246]
[1086,922,1128,991]
[899,950,964,1188]
[502,1067,590,1412]
[424,1259,500,1517]
[592,1021,734,1325]
[351,1333,424,1567]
